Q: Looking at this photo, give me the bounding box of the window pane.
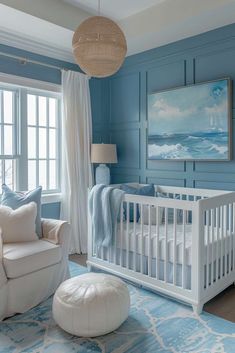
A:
[28,127,36,158]
[49,160,56,189]
[38,96,47,126]
[49,98,56,127]
[27,94,36,125]
[4,125,12,155]
[49,128,56,159]
[39,160,47,190]
[39,128,47,158]
[0,160,2,186]
[5,160,14,188]
[3,91,13,123]
[28,160,36,190]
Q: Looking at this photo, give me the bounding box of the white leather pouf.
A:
[52,273,130,337]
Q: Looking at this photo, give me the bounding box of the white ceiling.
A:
[1,0,235,65]
[65,0,166,20]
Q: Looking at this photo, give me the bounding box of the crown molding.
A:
[0,28,75,64]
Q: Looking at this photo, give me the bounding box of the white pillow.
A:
[0,202,38,243]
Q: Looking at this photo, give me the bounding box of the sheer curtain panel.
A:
[61,70,93,254]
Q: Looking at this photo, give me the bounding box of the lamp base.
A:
[95,164,110,185]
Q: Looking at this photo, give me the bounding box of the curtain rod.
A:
[0,51,77,72]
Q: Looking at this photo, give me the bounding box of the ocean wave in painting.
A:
[148,131,228,160]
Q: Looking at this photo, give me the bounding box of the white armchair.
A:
[0,218,71,321]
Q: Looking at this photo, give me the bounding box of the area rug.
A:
[1,262,235,353]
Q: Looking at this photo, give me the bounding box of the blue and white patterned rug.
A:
[1,261,235,353]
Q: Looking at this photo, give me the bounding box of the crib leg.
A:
[192,303,203,315]
[86,262,92,272]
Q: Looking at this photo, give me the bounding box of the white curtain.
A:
[61,70,93,254]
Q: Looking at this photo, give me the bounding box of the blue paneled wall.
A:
[104,23,235,191]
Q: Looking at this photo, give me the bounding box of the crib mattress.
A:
[115,222,233,266]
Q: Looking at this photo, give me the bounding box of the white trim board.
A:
[0,73,61,93]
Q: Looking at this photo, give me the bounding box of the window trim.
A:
[0,72,61,93]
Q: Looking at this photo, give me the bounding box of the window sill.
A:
[41,193,62,204]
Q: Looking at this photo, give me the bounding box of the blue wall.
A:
[0,44,105,218]
[102,23,235,191]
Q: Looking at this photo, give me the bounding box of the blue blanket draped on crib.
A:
[89,184,124,248]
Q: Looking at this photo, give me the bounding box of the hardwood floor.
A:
[69,254,235,323]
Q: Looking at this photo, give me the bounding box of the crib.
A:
[87,184,235,314]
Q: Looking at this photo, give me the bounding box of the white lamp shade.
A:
[91,144,117,164]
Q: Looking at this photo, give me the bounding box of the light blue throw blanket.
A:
[89,184,124,248]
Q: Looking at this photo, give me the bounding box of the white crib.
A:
[87,184,235,314]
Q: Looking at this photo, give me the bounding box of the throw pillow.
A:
[157,192,183,223]
[1,184,42,237]
[120,184,155,222]
[0,202,38,243]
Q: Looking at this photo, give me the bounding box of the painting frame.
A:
[147,77,232,161]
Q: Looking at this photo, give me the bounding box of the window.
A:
[0,80,61,193]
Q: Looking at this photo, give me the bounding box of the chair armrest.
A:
[42,218,71,247]
[0,230,7,287]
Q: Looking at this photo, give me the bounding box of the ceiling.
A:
[65,0,166,20]
[0,0,235,65]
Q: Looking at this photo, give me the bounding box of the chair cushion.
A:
[3,240,62,279]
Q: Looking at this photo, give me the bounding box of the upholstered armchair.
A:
[0,218,71,321]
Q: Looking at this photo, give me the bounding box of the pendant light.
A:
[72,0,127,78]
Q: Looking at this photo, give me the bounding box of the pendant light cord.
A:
[98,0,101,16]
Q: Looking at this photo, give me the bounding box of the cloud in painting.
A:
[148,80,228,135]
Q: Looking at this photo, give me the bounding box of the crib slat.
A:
[133,203,137,272]
[156,206,160,280]
[216,207,219,282]
[120,201,124,267]
[173,208,177,286]
[148,205,152,277]
[211,209,214,286]
[164,207,168,282]
[113,206,117,265]
[126,202,130,270]
[229,203,232,274]
[140,203,144,274]
[220,206,223,279]
[206,210,210,288]
[182,209,186,289]
[224,205,227,277]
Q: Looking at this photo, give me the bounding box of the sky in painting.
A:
[148,79,229,135]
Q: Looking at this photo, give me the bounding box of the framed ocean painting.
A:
[148,78,232,160]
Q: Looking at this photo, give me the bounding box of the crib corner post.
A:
[191,201,204,308]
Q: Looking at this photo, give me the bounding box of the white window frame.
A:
[0,73,62,202]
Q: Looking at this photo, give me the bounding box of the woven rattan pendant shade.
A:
[72,16,127,78]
